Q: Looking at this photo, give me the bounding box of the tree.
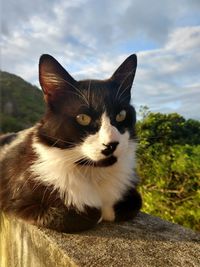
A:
[136,110,200,231]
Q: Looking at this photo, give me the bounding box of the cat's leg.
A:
[102,205,115,221]
[114,187,142,222]
[8,195,101,233]
[41,205,101,233]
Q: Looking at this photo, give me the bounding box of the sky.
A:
[1,0,200,120]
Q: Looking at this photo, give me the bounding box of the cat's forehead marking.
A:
[101,112,110,126]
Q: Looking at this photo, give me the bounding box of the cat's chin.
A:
[75,155,117,168]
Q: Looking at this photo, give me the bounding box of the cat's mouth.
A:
[75,155,117,167]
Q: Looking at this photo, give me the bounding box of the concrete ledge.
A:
[0,212,200,267]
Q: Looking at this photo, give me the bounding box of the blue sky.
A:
[1,0,200,120]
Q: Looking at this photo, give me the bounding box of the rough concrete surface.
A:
[0,212,200,267]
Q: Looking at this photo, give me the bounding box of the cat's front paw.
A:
[102,206,115,222]
[114,187,142,222]
[61,206,102,232]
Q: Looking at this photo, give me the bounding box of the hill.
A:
[0,71,45,133]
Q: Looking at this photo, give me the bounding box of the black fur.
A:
[114,187,142,222]
[0,133,18,146]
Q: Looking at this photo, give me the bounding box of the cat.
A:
[0,54,142,233]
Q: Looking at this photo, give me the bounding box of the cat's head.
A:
[38,54,137,167]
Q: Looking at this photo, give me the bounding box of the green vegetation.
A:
[0,72,199,231]
[136,108,200,231]
[0,71,45,133]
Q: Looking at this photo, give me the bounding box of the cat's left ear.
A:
[39,54,77,103]
[111,54,137,95]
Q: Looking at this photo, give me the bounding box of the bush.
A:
[136,110,200,231]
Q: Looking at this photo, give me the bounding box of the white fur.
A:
[31,114,137,221]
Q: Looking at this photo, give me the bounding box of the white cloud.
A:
[1,0,200,120]
[133,26,200,119]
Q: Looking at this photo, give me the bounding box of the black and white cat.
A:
[0,54,142,232]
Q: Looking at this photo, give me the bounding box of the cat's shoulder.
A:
[0,132,18,147]
[0,126,37,159]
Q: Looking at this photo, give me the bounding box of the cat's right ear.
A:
[39,54,76,103]
[110,54,137,97]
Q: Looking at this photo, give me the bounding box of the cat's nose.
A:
[101,142,119,156]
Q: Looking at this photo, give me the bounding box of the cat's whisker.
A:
[87,79,91,105]
[39,133,76,147]
[77,162,89,177]
[62,78,89,106]
[51,139,59,147]
[75,158,89,177]
[81,159,95,178]
[117,83,132,102]
[45,74,89,106]
[130,137,140,142]
[117,91,131,104]
[115,70,134,100]
[69,91,90,106]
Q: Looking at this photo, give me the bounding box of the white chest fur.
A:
[31,139,137,220]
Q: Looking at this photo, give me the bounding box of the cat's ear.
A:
[111,54,137,95]
[39,54,76,102]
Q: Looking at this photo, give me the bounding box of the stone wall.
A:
[0,212,200,267]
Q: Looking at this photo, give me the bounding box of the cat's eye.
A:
[116,110,126,122]
[76,114,92,126]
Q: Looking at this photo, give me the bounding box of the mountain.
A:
[0,71,45,133]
